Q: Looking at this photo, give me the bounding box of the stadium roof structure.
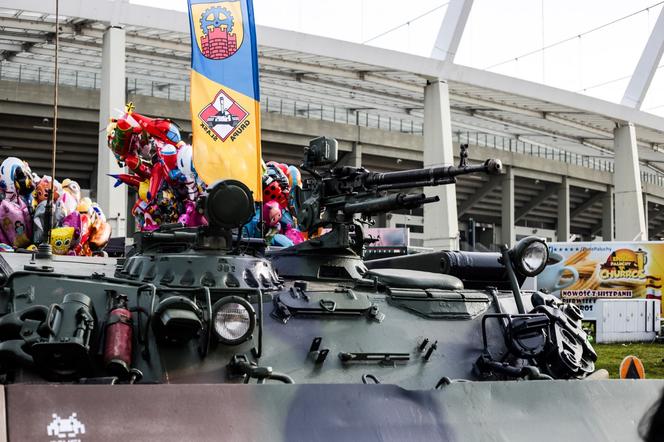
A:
[1,0,664,173]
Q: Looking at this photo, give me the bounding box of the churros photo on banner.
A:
[536,242,664,313]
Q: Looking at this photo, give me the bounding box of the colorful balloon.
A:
[50,227,75,255]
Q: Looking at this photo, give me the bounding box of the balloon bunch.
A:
[107,105,305,247]
[0,157,111,255]
[244,161,305,247]
[106,104,207,231]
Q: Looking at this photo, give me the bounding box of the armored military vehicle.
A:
[0,137,658,441]
[0,136,593,383]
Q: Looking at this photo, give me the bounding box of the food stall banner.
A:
[539,242,663,312]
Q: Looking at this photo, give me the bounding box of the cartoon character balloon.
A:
[50,227,75,255]
[0,157,34,202]
[60,179,81,215]
[0,157,34,248]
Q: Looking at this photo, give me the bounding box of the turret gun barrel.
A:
[366,159,503,189]
[343,193,439,215]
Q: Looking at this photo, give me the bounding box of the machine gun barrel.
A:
[365,159,502,188]
[342,193,439,215]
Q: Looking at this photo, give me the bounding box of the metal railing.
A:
[260,95,424,135]
[641,170,664,187]
[0,62,424,134]
[3,62,664,187]
[457,132,615,173]
[458,131,664,188]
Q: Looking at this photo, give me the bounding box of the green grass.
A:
[594,342,664,379]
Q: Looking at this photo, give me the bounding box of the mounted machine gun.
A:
[269,137,503,279]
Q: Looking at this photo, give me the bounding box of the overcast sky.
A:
[133,0,664,116]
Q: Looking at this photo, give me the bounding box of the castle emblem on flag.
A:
[199,89,250,141]
[196,3,244,60]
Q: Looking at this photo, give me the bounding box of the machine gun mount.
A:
[269,137,503,280]
[296,137,502,252]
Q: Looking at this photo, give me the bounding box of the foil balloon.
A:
[176,144,196,179]
[91,203,106,223]
[74,200,94,256]
[262,200,282,227]
[62,179,81,201]
[242,208,261,240]
[280,210,304,245]
[0,197,32,248]
[271,234,294,247]
[61,211,82,247]
[178,200,208,228]
[58,191,78,216]
[175,144,205,205]
[284,226,304,245]
[130,111,185,147]
[50,226,75,255]
[147,140,180,202]
[0,157,25,198]
[77,197,93,215]
[32,199,66,245]
[13,161,35,204]
[0,156,110,254]
[33,176,60,207]
[241,162,308,248]
[287,166,301,190]
[107,117,135,160]
[105,105,213,233]
[89,213,111,251]
[261,201,294,247]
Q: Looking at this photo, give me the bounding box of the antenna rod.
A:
[45,0,59,245]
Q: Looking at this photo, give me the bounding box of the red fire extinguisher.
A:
[104,294,133,377]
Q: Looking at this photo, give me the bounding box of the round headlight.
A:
[212,296,256,345]
[512,236,548,277]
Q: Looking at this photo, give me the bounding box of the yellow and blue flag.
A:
[188,0,262,198]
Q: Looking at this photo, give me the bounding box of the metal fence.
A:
[260,95,424,135]
[457,131,664,187]
[3,62,664,187]
[0,63,424,134]
[457,132,615,173]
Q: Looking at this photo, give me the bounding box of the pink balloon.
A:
[0,198,32,248]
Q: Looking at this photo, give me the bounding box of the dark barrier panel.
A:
[5,380,663,442]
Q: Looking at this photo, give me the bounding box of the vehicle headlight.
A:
[212,296,256,345]
[511,236,548,277]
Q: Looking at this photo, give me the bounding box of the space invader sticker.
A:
[47,413,86,442]
[198,89,249,142]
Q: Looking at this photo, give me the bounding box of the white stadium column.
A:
[602,189,614,241]
[614,123,647,240]
[350,142,362,167]
[557,177,570,242]
[500,166,515,246]
[644,194,650,238]
[423,80,459,250]
[96,26,127,238]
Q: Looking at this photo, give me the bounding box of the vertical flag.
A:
[188,0,262,198]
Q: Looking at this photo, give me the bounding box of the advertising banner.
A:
[538,242,664,316]
[365,228,410,247]
[363,227,410,260]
